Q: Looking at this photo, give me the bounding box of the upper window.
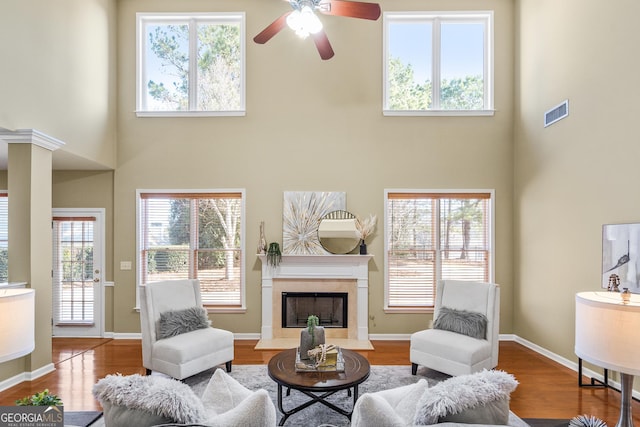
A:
[383,11,493,116]
[136,13,246,117]
[384,190,494,312]
[137,190,245,311]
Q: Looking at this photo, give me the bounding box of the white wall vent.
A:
[544,99,569,127]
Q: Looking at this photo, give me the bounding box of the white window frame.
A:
[136,12,246,117]
[135,189,246,313]
[383,11,494,117]
[384,189,495,313]
[0,191,7,282]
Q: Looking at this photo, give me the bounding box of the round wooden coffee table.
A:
[267,347,370,426]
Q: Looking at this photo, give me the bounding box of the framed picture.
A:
[282,191,346,255]
[602,223,640,293]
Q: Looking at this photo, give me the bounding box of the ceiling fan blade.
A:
[253,11,293,44]
[312,30,335,60]
[319,0,381,20]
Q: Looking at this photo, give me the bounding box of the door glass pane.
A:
[53,220,95,325]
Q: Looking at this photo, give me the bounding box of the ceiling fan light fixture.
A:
[286,6,323,38]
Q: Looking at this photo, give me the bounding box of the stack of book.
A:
[294,346,345,372]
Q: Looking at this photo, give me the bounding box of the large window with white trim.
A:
[383,11,493,116]
[385,190,494,311]
[136,12,245,116]
[137,190,245,309]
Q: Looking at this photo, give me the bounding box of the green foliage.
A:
[267,242,281,267]
[307,315,320,346]
[61,247,93,281]
[147,250,188,273]
[387,58,430,110]
[440,76,484,110]
[168,198,241,270]
[16,389,62,406]
[0,248,7,282]
[387,56,484,110]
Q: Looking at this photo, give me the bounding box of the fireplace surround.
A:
[258,254,373,344]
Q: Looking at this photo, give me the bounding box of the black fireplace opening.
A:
[282,292,348,328]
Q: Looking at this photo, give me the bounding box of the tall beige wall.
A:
[514,0,640,363]
[0,0,117,169]
[112,0,515,335]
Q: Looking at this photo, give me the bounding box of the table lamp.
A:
[575,291,640,427]
[0,288,35,363]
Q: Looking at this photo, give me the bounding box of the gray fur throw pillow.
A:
[433,306,488,339]
[158,306,209,339]
[414,370,518,425]
[92,373,205,424]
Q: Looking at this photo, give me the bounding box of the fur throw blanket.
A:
[414,370,518,425]
[92,373,205,424]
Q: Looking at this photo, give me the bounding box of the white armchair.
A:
[410,280,500,377]
[140,279,234,380]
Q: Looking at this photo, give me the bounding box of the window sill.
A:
[133,306,246,314]
[383,109,495,117]
[205,306,246,314]
[135,110,246,118]
[384,307,435,314]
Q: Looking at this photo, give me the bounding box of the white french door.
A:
[52,208,104,337]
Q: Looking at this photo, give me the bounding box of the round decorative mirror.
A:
[317,210,360,254]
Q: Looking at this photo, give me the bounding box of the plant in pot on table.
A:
[299,315,325,360]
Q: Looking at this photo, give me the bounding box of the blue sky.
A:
[388,22,484,84]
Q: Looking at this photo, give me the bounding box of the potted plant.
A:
[266,242,282,267]
[299,315,325,360]
[16,389,62,406]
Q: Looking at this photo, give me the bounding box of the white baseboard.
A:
[109,332,262,340]
[0,363,55,393]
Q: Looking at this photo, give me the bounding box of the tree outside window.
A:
[137,13,245,115]
[138,191,245,308]
[384,12,492,115]
[385,191,493,310]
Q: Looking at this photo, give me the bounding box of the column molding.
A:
[0,128,65,151]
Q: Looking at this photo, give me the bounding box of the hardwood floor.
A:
[0,338,638,425]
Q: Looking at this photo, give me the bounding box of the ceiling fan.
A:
[253,0,381,60]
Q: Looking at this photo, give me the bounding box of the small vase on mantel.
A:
[257,221,267,255]
[299,315,325,360]
[359,240,367,255]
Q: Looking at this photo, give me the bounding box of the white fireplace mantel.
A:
[259,254,373,341]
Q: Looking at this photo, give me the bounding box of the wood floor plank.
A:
[0,338,637,425]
